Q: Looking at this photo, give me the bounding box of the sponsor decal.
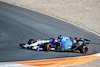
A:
[37,47,43,51]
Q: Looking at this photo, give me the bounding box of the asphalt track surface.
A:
[0,1,100,62]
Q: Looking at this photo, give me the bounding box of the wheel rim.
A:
[83,45,89,54]
[47,44,52,52]
[48,46,51,51]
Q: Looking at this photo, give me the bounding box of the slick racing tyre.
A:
[28,39,36,45]
[79,45,89,54]
[43,43,52,52]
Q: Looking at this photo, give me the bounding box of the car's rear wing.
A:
[84,39,90,44]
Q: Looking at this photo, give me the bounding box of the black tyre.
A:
[28,39,36,45]
[79,45,89,54]
[43,43,52,52]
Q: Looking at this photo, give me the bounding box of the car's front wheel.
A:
[43,43,52,52]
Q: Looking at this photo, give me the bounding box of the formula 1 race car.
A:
[19,35,90,54]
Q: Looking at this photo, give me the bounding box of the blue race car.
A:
[20,35,90,54]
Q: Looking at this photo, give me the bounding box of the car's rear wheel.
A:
[28,39,36,45]
[79,45,89,54]
[43,43,52,52]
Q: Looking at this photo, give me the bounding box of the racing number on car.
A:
[62,37,70,41]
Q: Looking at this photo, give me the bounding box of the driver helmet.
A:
[54,38,58,42]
